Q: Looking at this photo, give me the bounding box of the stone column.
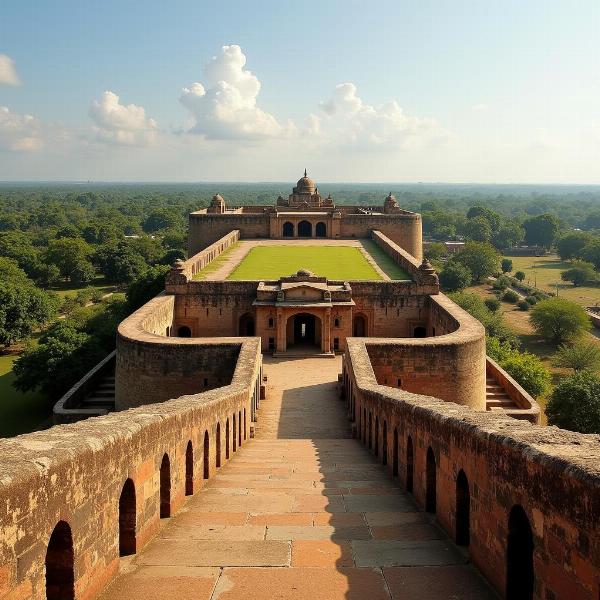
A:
[323,307,332,354]
[276,308,286,353]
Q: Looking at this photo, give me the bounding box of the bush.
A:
[530,298,591,343]
[502,289,519,303]
[515,271,525,282]
[525,295,538,305]
[554,341,600,372]
[451,241,500,283]
[484,298,501,313]
[517,300,530,311]
[439,262,472,292]
[492,275,511,291]
[501,258,513,273]
[561,261,597,287]
[501,352,551,398]
[546,370,600,433]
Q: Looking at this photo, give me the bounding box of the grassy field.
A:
[506,254,600,308]
[49,275,116,299]
[0,345,52,438]
[227,246,384,280]
[359,241,411,280]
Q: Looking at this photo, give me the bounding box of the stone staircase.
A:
[80,372,116,412]
[485,375,518,413]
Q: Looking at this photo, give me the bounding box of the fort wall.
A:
[0,339,262,600]
[342,339,600,600]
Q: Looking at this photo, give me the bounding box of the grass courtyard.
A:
[506,254,600,308]
[227,245,391,280]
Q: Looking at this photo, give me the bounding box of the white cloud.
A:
[0,54,21,86]
[89,91,157,146]
[317,82,445,150]
[472,103,488,111]
[180,45,294,140]
[0,106,44,151]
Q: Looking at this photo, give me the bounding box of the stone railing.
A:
[167,229,239,283]
[0,337,262,600]
[342,338,600,600]
[53,351,116,424]
[486,356,541,423]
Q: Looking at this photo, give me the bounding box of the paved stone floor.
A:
[100,357,496,599]
[203,239,390,281]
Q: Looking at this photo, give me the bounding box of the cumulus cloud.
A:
[0,106,45,151]
[180,45,294,140]
[89,91,157,146]
[0,54,21,86]
[317,82,445,150]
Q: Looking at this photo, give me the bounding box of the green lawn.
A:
[0,348,52,438]
[227,246,384,280]
[506,254,600,308]
[359,240,411,280]
[49,275,116,299]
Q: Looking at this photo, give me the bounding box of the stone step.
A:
[82,396,115,407]
[487,399,517,409]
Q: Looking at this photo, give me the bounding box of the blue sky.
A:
[0,0,599,182]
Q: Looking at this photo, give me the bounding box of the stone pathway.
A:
[202,239,390,281]
[100,357,495,599]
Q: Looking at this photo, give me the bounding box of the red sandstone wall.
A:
[343,340,600,600]
[0,339,262,600]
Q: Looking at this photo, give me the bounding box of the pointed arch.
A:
[119,479,136,555]
[160,453,171,518]
[456,470,470,546]
[506,505,534,600]
[216,423,221,468]
[203,431,210,479]
[45,521,74,600]
[185,441,194,496]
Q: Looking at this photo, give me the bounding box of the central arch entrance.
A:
[298,220,312,238]
[287,313,321,351]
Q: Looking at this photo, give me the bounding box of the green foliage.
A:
[523,213,560,249]
[451,241,500,283]
[0,258,60,347]
[502,289,519,303]
[554,341,600,372]
[439,261,472,292]
[500,352,550,398]
[424,242,448,261]
[125,265,170,312]
[546,370,600,433]
[463,216,492,242]
[484,297,501,313]
[582,239,600,270]
[44,238,94,282]
[517,300,530,311]
[492,275,511,291]
[525,295,538,305]
[530,297,590,343]
[486,336,550,398]
[514,271,526,282]
[449,292,517,345]
[557,231,592,260]
[501,258,513,273]
[561,261,597,287]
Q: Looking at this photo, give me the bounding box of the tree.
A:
[463,217,492,242]
[485,298,501,313]
[424,242,448,261]
[143,208,184,233]
[44,238,94,282]
[492,221,524,250]
[500,352,550,398]
[0,258,59,347]
[95,241,149,284]
[439,262,472,292]
[554,341,600,372]
[561,261,597,287]
[466,205,501,231]
[125,265,170,312]
[515,271,525,282]
[557,232,592,261]
[501,258,513,274]
[451,241,500,283]
[582,239,600,270]
[530,298,590,343]
[523,214,560,249]
[546,370,600,433]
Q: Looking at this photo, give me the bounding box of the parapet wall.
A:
[116,294,242,410]
[343,339,600,600]
[362,293,487,410]
[0,337,262,600]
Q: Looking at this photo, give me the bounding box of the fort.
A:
[1,172,599,600]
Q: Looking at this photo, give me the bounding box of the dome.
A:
[211,193,224,204]
[296,169,316,193]
[296,268,313,277]
[385,192,397,204]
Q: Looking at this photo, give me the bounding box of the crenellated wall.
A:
[0,337,262,600]
[342,339,600,600]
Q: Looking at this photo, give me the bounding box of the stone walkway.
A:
[100,357,495,599]
[203,239,390,281]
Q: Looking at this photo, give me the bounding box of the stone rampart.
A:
[0,337,262,600]
[342,338,600,600]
